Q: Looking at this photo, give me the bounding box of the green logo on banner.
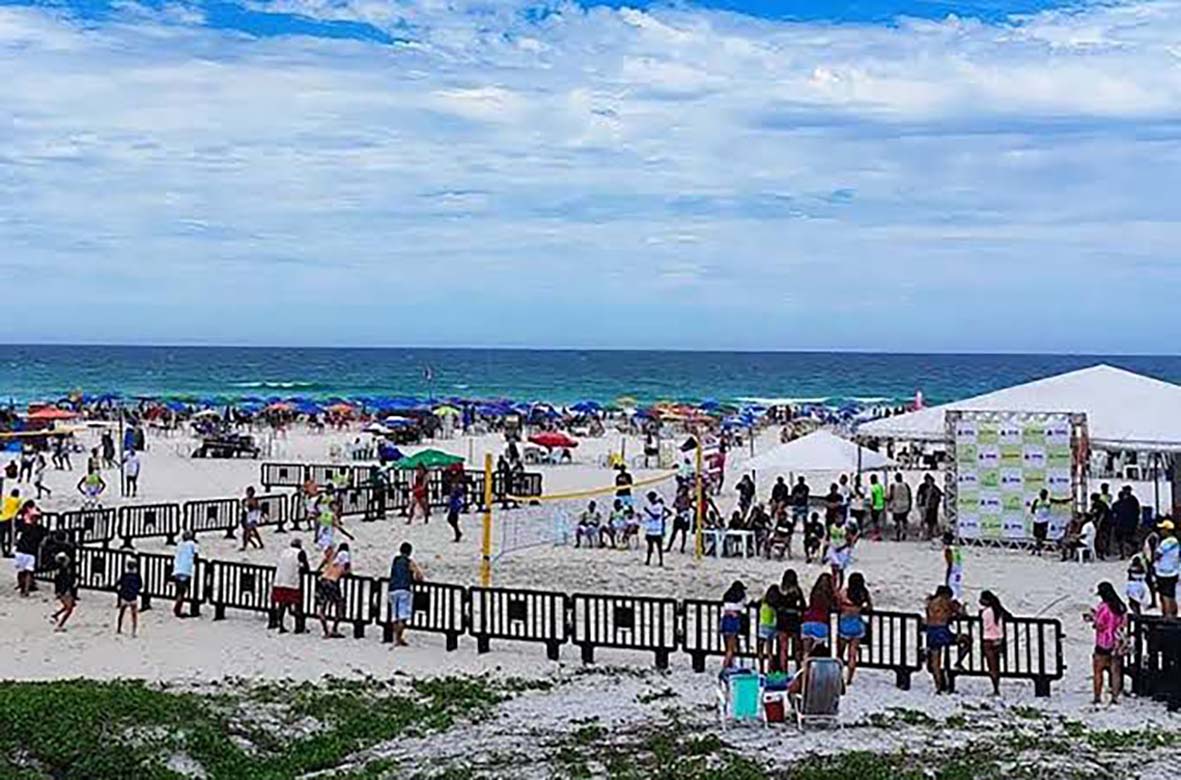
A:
[978,428,999,445]
[980,471,1000,489]
[1000,445,1023,464]
[1023,425,1046,445]
[1048,446,1071,467]
[1003,494,1025,512]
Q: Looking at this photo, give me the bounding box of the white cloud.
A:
[1,1,1180,349]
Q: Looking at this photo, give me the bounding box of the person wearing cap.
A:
[51,551,77,632]
[172,530,199,618]
[1153,520,1179,618]
[116,560,143,637]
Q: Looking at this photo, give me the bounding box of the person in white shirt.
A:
[271,539,309,633]
[123,450,141,497]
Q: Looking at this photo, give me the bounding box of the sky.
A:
[1,0,1180,352]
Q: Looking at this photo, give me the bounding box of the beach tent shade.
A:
[528,431,579,449]
[26,407,78,421]
[394,449,464,470]
[570,400,602,414]
[856,364,1181,451]
[326,403,354,415]
[745,430,895,473]
[433,405,461,417]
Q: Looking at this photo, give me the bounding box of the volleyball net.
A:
[492,471,679,562]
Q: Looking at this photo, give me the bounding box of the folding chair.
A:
[716,670,762,727]
[791,658,843,730]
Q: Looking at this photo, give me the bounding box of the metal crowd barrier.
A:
[184,498,240,540]
[1125,615,1181,710]
[118,504,183,548]
[27,545,1066,696]
[943,614,1066,697]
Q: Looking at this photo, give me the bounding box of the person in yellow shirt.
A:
[0,488,20,558]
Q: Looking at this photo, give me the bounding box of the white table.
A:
[704,529,756,559]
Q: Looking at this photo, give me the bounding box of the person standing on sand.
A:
[917,475,942,541]
[943,531,965,601]
[240,486,265,551]
[172,530,198,618]
[1152,520,1179,618]
[0,488,20,558]
[614,465,634,509]
[116,560,142,637]
[408,465,430,524]
[642,491,669,567]
[122,449,140,498]
[978,590,1009,696]
[1029,488,1068,556]
[924,585,969,694]
[271,538,309,633]
[13,509,46,597]
[837,572,871,685]
[790,476,810,528]
[888,473,912,541]
[868,474,886,540]
[388,542,424,647]
[32,453,51,500]
[315,543,351,638]
[446,481,464,542]
[1085,581,1127,705]
[51,552,77,632]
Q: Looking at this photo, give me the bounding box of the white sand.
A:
[2,423,1175,736]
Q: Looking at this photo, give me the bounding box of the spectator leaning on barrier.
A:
[388,542,424,647]
[172,531,199,618]
[272,538,309,634]
[1153,520,1179,619]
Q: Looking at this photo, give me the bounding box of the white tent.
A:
[745,430,895,473]
[857,364,1181,451]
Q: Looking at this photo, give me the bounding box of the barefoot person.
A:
[925,585,968,693]
[837,572,872,685]
[1085,581,1127,705]
[642,492,669,567]
[271,538,309,633]
[1153,520,1179,618]
[943,531,965,601]
[315,543,351,638]
[172,530,198,618]
[51,552,77,632]
[240,486,265,551]
[388,542,423,647]
[978,590,1010,696]
[116,560,143,637]
[13,510,47,598]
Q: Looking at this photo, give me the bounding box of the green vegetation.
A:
[0,675,525,780]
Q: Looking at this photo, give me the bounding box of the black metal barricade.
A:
[261,462,306,490]
[117,504,182,548]
[1126,615,1181,710]
[470,586,569,660]
[942,614,1065,697]
[72,546,137,593]
[207,559,276,625]
[296,571,373,639]
[335,486,374,520]
[255,493,291,532]
[374,579,468,650]
[851,610,923,690]
[184,498,240,539]
[571,593,679,668]
[136,551,206,615]
[307,464,354,489]
[48,508,117,547]
[681,598,757,672]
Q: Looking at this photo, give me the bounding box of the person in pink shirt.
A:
[977,590,1011,696]
[1085,581,1127,705]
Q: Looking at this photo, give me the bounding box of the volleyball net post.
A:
[694,433,704,560]
[480,452,493,587]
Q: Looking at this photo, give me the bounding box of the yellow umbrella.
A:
[434,405,461,417]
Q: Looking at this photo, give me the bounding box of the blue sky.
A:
[1,0,1180,351]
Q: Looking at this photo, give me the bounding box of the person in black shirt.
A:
[791,477,811,525]
[14,515,47,597]
[770,477,790,514]
[1112,487,1141,559]
[614,465,634,508]
[116,561,143,637]
[51,552,76,631]
[736,475,755,518]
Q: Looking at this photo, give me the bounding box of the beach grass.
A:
[0,675,543,780]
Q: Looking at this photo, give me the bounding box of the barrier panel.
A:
[48,508,117,547]
[307,464,354,490]
[70,546,138,594]
[118,504,182,548]
[470,586,568,660]
[207,559,277,626]
[682,598,758,673]
[184,498,240,539]
[375,579,468,650]
[571,593,679,668]
[255,493,292,532]
[261,462,306,490]
[942,614,1065,697]
[335,486,375,520]
[1125,615,1181,709]
[136,551,206,615]
[850,611,924,690]
[296,571,373,639]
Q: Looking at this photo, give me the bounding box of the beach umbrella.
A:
[26,407,78,421]
[364,422,391,435]
[528,431,579,449]
[266,401,294,412]
[570,400,601,414]
[433,405,461,418]
[394,449,464,470]
[326,402,354,415]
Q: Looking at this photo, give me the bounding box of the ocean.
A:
[2,345,1180,406]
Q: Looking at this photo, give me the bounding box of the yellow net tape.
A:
[507,470,678,503]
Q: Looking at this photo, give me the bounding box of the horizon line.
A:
[2,341,1180,359]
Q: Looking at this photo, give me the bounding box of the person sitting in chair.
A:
[575,501,602,548]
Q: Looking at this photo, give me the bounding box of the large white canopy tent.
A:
[856,365,1181,453]
[744,430,895,473]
